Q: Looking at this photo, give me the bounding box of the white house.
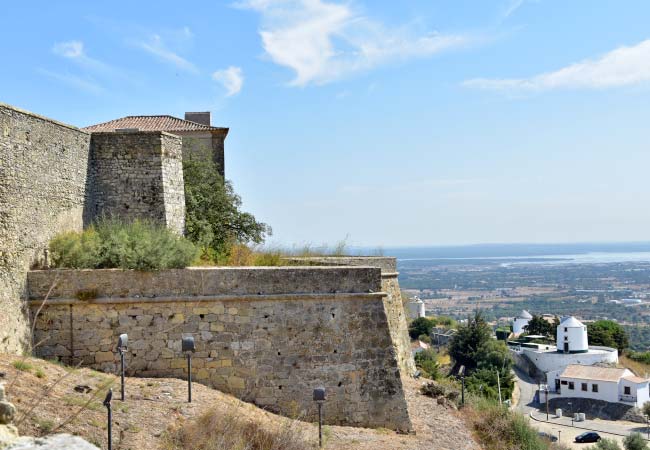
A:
[513,310,533,336]
[407,297,425,319]
[548,364,650,408]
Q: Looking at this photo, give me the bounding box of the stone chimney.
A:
[184,112,211,126]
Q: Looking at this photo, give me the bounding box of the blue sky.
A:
[3,1,650,247]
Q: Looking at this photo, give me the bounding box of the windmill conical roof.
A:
[560,316,584,328]
[519,310,533,319]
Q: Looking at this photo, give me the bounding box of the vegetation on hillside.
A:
[463,397,568,450]
[523,315,558,338]
[408,316,457,339]
[49,218,197,270]
[183,157,270,263]
[449,310,514,401]
[588,320,630,352]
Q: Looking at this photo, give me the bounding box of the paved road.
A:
[513,366,539,414]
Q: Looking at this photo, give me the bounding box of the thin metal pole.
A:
[187,353,192,403]
[318,402,323,448]
[107,403,112,450]
[558,430,561,443]
[496,369,502,404]
[120,350,125,401]
[461,376,465,406]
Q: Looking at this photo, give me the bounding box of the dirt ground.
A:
[0,354,478,450]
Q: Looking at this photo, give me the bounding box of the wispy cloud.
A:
[501,0,525,19]
[52,40,118,75]
[213,66,244,96]
[38,68,104,94]
[133,32,198,74]
[464,39,650,93]
[237,0,473,86]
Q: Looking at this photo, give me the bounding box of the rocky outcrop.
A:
[5,434,97,449]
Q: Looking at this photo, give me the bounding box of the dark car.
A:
[575,432,601,443]
[538,432,558,442]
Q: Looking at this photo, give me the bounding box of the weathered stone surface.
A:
[0,424,19,447]
[0,103,90,354]
[6,434,97,449]
[28,267,412,432]
[87,132,185,234]
[284,257,416,375]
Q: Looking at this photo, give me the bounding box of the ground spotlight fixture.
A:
[117,333,128,401]
[313,387,326,448]
[182,336,196,403]
[103,388,113,450]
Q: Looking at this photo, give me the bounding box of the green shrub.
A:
[414,348,440,379]
[467,397,549,450]
[592,438,622,450]
[49,218,197,270]
[623,433,649,450]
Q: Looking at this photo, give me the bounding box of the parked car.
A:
[538,432,558,442]
[575,432,601,443]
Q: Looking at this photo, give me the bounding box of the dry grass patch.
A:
[162,404,313,450]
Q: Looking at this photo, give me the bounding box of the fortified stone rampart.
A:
[87,132,185,234]
[27,267,413,431]
[0,104,191,353]
[286,257,416,375]
[0,103,90,353]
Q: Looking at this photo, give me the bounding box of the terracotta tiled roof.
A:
[83,115,227,133]
[559,364,628,382]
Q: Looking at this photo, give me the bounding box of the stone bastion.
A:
[26,264,413,432]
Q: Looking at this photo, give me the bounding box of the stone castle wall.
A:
[0,103,91,353]
[88,132,185,234]
[27,267,412,431]
[286,257,416,375]
[176,131,227,176]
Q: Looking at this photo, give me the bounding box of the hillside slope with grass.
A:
[0,354,478,450]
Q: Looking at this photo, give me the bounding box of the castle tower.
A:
[557,316,588,353]
[513,310,532,335]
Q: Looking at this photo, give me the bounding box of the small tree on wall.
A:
[183,157,271,262]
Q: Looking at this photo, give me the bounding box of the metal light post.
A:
[117,334,128,401]
[182,336,196,403]
[558,430,561,443]
[568,402,573,426]
[459,365,466,407]
[313,387,326,448]
[103,388,113,450]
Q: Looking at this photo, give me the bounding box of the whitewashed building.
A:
[548,364,650,408]
[513,310,533,336]
[407,297,425,319]
[511,316,618,384]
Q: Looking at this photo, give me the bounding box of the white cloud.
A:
[53,40,84,58]
[464,39,650,92]
[52,40,121,77]
[237,0,471,86]
[135,34,198,74]
[212,66,244,96]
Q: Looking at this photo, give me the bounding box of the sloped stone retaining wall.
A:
[27,267,412,431]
